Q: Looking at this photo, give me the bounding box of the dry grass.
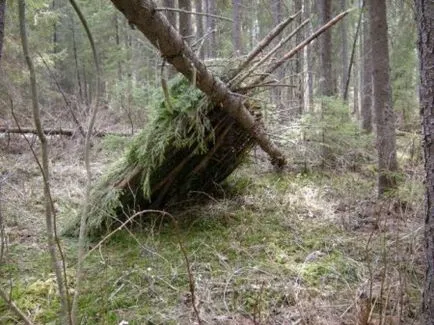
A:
[0,132,425,324]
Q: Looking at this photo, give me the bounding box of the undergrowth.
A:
[1,161,424,324]
[0,99,424,324]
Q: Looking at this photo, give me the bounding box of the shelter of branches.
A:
[65,7,349,236]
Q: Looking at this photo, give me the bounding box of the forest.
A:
[0,0,433,324]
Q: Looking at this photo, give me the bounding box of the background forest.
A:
[0,0,427,324]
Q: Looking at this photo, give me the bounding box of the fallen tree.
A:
[65,0,350,236]
[0,127,130,137]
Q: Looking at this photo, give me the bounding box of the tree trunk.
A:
[109,0,286,166]
[367,0,398,195]
[271,0,284,117]
[340,0,348,99]
[163,0,177,27]
[361,5,373,133]
[319,0,334,97]
[52,0,58,54]
[415,0,434,323]
[0,0,6,64]
[195,0,204,59]
[294,0,304,115]
[232,0,243,55]
[304,0,314,110]
[205,0,217,58]
[179,0,192,44]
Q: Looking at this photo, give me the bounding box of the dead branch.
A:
[0,288,35,325]
[156,7,232,22]
[0,127,130,137]
[228,10,301,83]
[234,18,310,88]
[248,9,354,90]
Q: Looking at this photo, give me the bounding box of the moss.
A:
[300,251,361,287]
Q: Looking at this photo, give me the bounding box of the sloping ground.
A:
[0,134,425,324]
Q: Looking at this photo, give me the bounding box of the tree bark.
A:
[109,0,286,166]
[367,0,398,195]
[0,0,6,64]
[415,0,434,323]
[361,4,372,133]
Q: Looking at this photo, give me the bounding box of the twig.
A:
[37,52,86,137]
[0,288,35,325]
[156,7,232,22]
[81,209,202,324]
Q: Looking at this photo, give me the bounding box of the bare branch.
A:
[248,9,354,89]
[0,127,131,137]
[156,7,232,22]
[228,10,301,83]
[0,288,35,325]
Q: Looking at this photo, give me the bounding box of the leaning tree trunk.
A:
[415,0,434,323]
[109,0,286,167]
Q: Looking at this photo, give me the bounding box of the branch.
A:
[156,7,232,22]
[228,10,301,83]
[0,288,35,325]
[0,127,131,137]
[248,8,354,89]
[233,18,309,88]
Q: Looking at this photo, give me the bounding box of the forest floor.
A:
[0,132,425,325]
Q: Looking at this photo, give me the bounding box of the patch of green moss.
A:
[300,251,361,287]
